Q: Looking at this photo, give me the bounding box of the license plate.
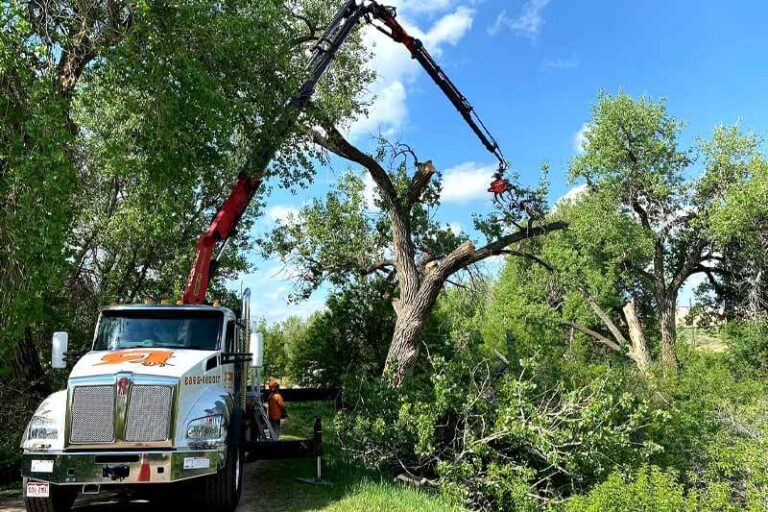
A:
[26,481,49,498]
[31,460,54,473]
[183,457,210,470]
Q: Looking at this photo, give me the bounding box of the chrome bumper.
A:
[21,450,221,485]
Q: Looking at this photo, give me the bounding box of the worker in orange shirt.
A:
[267,379,286,440]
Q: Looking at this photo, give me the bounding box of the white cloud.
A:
[573,123,590,153]
[349,6,476,140]
[350,81,408,140]
[266,205,299,224]
[363,172,380,211]
[448,222,463,235]
[440,161,497,204]
[556,184,587,206]
[488,0,551,38]
[388,0,456,15]
[423,7,475,49]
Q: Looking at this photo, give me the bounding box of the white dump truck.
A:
[20,291,266,512]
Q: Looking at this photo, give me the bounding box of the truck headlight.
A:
[186,415,223,440]
[27,416,59,440]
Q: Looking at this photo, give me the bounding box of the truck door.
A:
[223,319,237,394]
[223,319,245,408]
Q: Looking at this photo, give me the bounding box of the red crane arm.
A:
[365,4,508,173]
[182,173,261,304]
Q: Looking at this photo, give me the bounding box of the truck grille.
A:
[125,385,173,442]
[70,385,115,444]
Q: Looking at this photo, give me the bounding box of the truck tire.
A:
[202,443,244,512]
[22,479,78,512]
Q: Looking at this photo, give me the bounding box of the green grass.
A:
[245,401,460,511]
[0,487,20,499]
[320,482,457,512]
[678,326,728,352]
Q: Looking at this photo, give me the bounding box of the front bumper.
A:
[21,450,221,485]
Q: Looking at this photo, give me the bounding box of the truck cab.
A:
[20,301,254,512]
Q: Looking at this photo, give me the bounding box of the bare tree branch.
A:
[559,321,624,354]
[438,222,568,278]
[311,126,399,210]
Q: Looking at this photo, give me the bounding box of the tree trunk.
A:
[384,276,442,386]
[623,299,650,375]
[12,327,50,396]
[659,293,678,369]
[385,309,426,387]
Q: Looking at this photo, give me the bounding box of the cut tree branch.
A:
[559,321,623,354]
[438,221,568,278]
[406,160,436,209]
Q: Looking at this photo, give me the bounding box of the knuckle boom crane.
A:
[182,0,512,305]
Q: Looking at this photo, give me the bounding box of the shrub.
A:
[336,356,664,510]
[285,279,395,386]
[564,465,768,512]
[0,383,36,485]
[564,466,689,512]
[722,320,768,374]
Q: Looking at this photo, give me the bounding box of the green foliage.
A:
[294,282,394,386]
[0,383,37,483]
[722,321,768,373]
[262,173,387,299]
[335,286,666,509]
[337,355,664,509]
[334,338,768,510]
[262,142,547,302]
[69,0,370,305]
[564,466,689,512]
[0,0,371,374]
[564,465,767,512]
[0,4,78,364]
[315,270,768,511]
[0,0,371,483]
[702,127,768,317]
[570,93,689,198]
[262,279,395,386]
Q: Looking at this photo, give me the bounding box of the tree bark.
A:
[623,299,650,375]
[659,292,678,368]
[385,274,443,385]
[12,328,50,396]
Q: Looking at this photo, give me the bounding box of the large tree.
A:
[264,130,565,384]
[538,93,768,371]
[1,0,370,385]
[702,127,768,320]
[1,0,133,386]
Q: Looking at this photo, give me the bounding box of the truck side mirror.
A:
[52,332,68,369]
[250,332,263,368]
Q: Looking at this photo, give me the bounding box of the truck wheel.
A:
[22,479,78,512]
[202,444,244,512]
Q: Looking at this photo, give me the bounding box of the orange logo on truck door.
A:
[97,349,174,367]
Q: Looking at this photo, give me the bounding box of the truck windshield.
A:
[93,310,223,351]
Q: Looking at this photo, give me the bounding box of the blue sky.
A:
[237,0,768,323]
